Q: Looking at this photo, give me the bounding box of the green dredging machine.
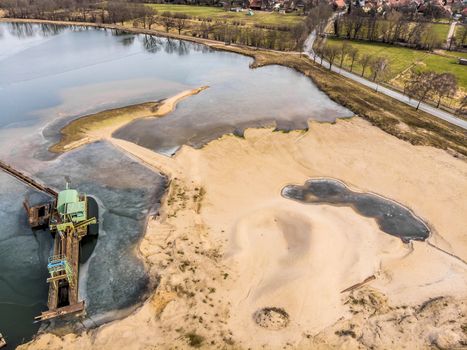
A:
[1,160,96,321]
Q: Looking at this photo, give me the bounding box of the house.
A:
[333,0,347,9]
[249,0,264,9]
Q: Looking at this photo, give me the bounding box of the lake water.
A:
[0,22,351,348]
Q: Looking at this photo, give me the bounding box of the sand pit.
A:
[224,202,407,346]
[20,117,467,350]
[253,307,290,330]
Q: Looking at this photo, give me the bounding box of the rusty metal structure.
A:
[23,200,52,229]
[0,160,96,321]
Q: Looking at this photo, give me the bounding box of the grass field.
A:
[431,23,450,41]
[454,24,466,46]
[145,4,304,26]
[326,38,467,91]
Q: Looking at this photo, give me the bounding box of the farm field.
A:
[145,4,304,26]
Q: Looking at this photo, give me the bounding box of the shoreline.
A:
[2,18,466,157]
[49,86,208,153]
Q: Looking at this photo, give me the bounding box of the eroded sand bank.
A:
[21,117,467,349]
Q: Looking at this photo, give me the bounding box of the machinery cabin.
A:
[33,185,96,321]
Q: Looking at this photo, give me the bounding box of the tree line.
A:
[332,8,462,50]
[0,0,153,23]
[0,0,337,52]
[313,40,460,110]
[405,71,458,110]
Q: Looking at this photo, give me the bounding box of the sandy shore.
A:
[49,86,208,153]
[20,116,467,349]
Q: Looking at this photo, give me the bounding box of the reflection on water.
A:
[7,22,67,38]
[282,179,430,243]
[0,22,351,155]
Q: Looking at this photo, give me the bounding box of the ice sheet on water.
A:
[35,141,167,319]
[0,173,51,348]
[282,178,430,243]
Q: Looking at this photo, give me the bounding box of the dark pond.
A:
[282,178,430,243]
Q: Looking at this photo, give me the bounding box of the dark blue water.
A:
[282,179,430,243]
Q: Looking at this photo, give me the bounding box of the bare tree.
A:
[433,73,458,108]
[359,53,372,77]
[174,13,189,35]
[148,14,157,30]
[313,37,324,62]
[348,46,359,72]
[159,11,175,33]
[370,57,390,92]
[265,29,277,50]
[306,3,333,35]
[314,39,325,64]
[338,41,351,68]
[405,71,437,110]
[456,25,467,48]
[456,95,467,118]
[420,25,443,50]
[107,1,132,25]
[199,21,211,39]
[145,7,157,29]
[291,23,308,52]
[250,28,263,49]
[323,44,340,70]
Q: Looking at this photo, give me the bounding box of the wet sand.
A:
[20,117,467,349]
[49,87,208,153]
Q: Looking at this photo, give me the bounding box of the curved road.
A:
[303,32,467,130]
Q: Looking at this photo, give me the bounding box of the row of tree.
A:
[0,0,343,51]
[129,1,334,51]
[313,40,459,110]
[405,71,458,110]
[0,0,155,23]
[314,41,391,89]
[333,10,448,50]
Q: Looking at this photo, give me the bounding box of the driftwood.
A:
[340,275,376,293]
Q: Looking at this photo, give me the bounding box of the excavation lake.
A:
[0,22,351,348]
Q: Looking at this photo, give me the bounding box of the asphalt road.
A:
[303,32,467,131]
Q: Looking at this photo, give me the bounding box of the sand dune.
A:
[20,117,467,349]
[226,202,407,347]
